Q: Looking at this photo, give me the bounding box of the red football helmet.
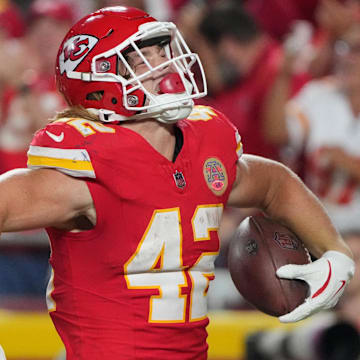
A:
[56,6,207,123]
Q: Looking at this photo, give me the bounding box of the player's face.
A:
[123,43,175,96]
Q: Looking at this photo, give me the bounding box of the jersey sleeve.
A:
[214,107,243,161]
[188,105,243,161]
[27,119,96,179]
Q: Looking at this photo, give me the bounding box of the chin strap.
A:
[87,74,195,123]
[146,93,194,123]
[88,101,194,123]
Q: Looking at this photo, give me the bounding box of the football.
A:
[228,215,311,317]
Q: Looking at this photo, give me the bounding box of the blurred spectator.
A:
[264,22,360,234]
[25,0,75,85]
[168,0,190,13]
[176,0,231,95]
[243,0,320,42]
[0,0,73,300]
[307,0,360,78]
[0,0,71,173]
[0,0,25,39]
[178,1,311,160]
[243,0,360,78]
[0,1,26,92]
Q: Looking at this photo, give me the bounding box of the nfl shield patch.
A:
[173,170,186,189]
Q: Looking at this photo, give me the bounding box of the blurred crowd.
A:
[0,0,360,358]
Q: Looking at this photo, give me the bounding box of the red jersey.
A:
[27,105,242,360]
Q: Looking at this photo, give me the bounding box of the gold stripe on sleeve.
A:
[27,154,94,171]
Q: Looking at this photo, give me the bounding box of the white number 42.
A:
[124,204,223,323]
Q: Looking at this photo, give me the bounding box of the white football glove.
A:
[276,250,355,323]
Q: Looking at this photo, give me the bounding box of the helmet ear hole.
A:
[86,91,104,101]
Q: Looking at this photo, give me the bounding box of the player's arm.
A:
[0,167,93,232]
[227,154,350,257]
[227,155,355,322]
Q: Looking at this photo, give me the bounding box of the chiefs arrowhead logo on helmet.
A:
[59,35,98,74]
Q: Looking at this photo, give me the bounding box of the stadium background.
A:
[0,0,360,359]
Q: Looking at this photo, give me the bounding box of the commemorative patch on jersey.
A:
[203,157,228,196]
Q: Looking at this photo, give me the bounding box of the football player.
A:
[0,6,355,359]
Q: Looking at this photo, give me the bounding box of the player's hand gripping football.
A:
[276,250,355,323]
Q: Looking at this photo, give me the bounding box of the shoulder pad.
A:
[27,118,109,178]
[186,105,243,159]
